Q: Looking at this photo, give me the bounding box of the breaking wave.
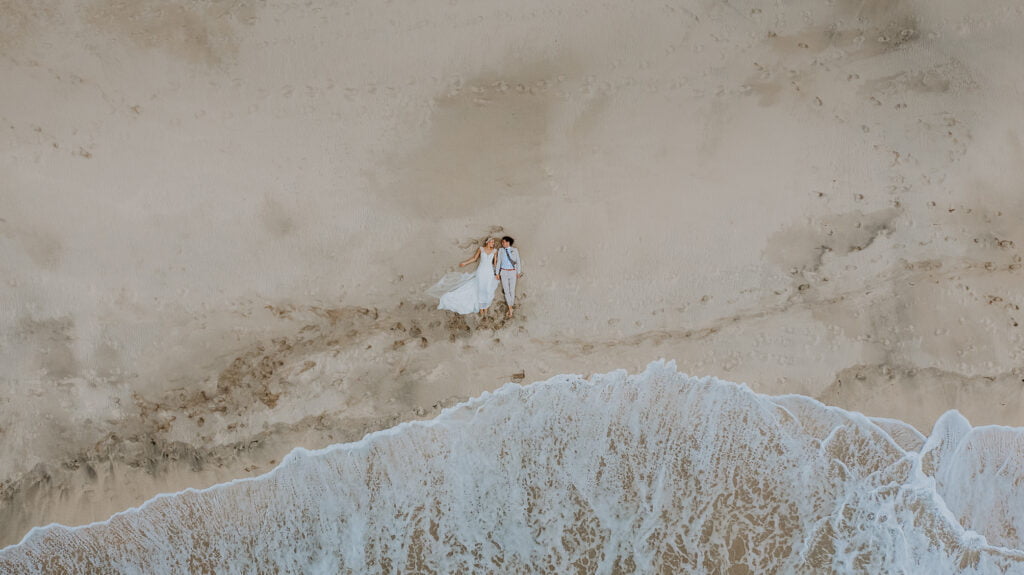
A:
[2,361,1024,574]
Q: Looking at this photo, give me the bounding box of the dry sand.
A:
[2,0,1024,547]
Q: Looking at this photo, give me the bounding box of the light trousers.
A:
[499,270,518,307]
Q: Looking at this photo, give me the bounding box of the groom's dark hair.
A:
[502,236,514,245]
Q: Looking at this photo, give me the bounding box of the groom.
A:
[494,236,522,318]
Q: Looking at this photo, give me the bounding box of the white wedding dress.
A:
[428,248,499,314]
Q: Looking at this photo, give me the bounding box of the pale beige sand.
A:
[2,0,1024,547]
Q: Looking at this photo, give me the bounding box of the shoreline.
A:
[3,296,1023,546]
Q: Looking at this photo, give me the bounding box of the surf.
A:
[2,361,1022,574]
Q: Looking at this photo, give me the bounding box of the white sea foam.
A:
[2,361,1024,573]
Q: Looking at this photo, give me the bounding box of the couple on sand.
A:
[429,236,522,318]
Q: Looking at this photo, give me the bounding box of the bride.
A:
[428,238,500,316]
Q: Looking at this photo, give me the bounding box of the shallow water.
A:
[2,361,1023,574]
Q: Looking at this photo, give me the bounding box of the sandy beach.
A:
[3,0,1024,550]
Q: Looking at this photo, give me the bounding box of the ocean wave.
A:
[2,361,1023,574]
